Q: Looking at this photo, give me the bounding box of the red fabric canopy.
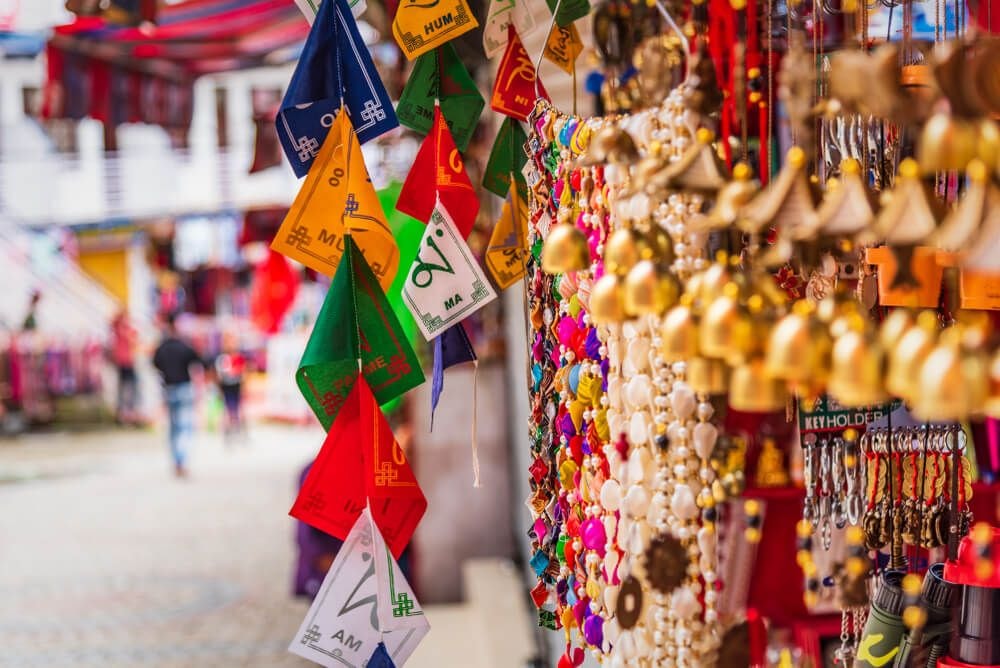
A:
[42,0,309,133]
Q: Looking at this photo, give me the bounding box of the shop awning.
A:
[43,0,309,131]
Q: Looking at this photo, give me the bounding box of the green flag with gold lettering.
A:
[296,235,424,430]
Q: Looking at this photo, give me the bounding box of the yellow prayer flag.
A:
[392,0,479,60]
[485,184,529,290]
[543,22,583,75]
[271,112,399,290]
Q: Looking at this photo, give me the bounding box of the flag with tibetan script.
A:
[288,507,429,667]
[402,198,497,341]
[391,0,478,61]
[483,0,537,58]
[272,111,399,290]
[545,0,590,26]
[483,117,528,198]
[396,42,484,152]
[396,107,479,238]
[485,181,529,290]
[491,24,548,122]
[543,22,583,74]
[278,0,396,177]
[294,0,366,22]
[295,236,423,431]
[431,323,477,428]
[291,378,427,558]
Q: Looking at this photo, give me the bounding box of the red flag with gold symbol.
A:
[491,24,548,121]
[290,375,426,558]
[395,106,480,238]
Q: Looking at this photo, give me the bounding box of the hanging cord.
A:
[534,0,565,101]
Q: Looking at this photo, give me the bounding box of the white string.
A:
[533,0,565,101]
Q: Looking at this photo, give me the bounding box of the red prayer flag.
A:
[396,106,480,238]
[491,24,548,122]
[290,375,426,558]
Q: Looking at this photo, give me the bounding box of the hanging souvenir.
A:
[484,182,529,290]
[295,237,423,430]
[288,507,429,667]
[396,43,485,152]
[277,0,397,177]
[491,24,549,122]
[483,0,537,58]
[396,107,480,237]
[483,117,528,198]
[402,199,498,341]
[291,377,427,557]
[272,112,399,289]
[391,0,479,60]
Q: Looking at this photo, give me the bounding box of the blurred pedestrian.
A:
[151,313,204,477]
[214,332,247,443]
[110,310,140,425]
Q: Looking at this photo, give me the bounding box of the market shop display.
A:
[269,0,1000,665]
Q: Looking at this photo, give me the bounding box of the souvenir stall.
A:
[254,0,1000,666]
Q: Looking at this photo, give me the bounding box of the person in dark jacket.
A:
[152,313,203,477]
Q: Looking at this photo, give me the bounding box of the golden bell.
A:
[765,301,832,392]
[828,329,889,407]
[624,260,679,315]
[699,283,752,362]
[696,259,733,306]
[977,119,1000,168]
[687,356,730,395]
[729,359,789,413]
[659,302,699,362]
[541,223,590,274]
[879,308,914,350]
[912,332,988,421]
[604,228,642,275]
[589,273,626,324]
[918,112,979,173]
[885,311,938,400]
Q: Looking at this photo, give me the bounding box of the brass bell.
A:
[687,356,730,395]
[828,327,889,408]
[977,119,1000,169]
[659,301,699,362]
[624,260,679,315]
[917,112,979,173]
[879,308,915,350]
[885,311,938,401]
[729,358,789,413]
[703,163,757,231]
[604,228,642,275]
[912,331,988,421]
[700,283,752,363]
[541,223,590,274]
[696,258,733,306]
[765,300,832,394]
[589,273,626,324]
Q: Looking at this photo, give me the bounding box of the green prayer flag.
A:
[397,43,485,152]
[545,0,589,26]
[297,236,424,430]
[483,117,528,198]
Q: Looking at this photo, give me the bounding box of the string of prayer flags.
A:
[543,22,584,74]
[545,0,590,26]
[289,507,429,667]
[402,199,498,341]
[277,0,397,177]
[294,0,366,23]
[291,377,427,558]
[391,0,478,60]
[272,112,400,290]
[491,24,549,122]
[483,0,537,58]
[396,43,485,152]
[483,117,528,198]
[295,237,423,431]
[396,107,479,237]
[484,181,530,290]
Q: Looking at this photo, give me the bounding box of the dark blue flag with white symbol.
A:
[431,323,477,430]
[367,642,397,667]
[276,0,398,178]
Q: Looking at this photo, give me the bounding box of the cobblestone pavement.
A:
[0,423,334,668]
